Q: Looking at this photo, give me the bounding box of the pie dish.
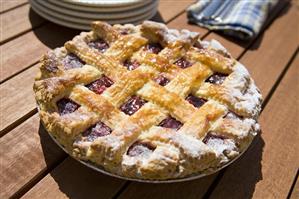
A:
[33,21,262,180]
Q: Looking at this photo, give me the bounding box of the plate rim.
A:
[49,0,155,12]
[38,0,158,19]
[63,0,149,7]
[30,1,158,30]
[30,0,158,26]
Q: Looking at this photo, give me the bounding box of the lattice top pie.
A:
[33,21,262,180]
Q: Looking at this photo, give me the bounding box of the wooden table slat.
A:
[0,64,38,133]
[21,158,126,199]
[167,12,209,36]
[0,4,45,44]
[158,0,195,22]
[0,0,27,13]
[0,115,66,199]
[209,53,299,199]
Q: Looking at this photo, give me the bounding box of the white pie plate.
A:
[30,0,158,22]
[64,0,146,7]
[44,118,252,183]
[39,0,158,19]
[30,0,158,30]
[49,0,152,12]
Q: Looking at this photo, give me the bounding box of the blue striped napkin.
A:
[187,0,278,40]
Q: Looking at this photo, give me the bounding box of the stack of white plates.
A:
[29,0,159,30]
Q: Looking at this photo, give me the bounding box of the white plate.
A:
[30,0,158,29]
[30,0,157,25]
[39,0,158,19]
[64,0,146,7]
[49,0,154,13]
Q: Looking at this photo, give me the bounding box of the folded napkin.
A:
[187,0,278,40]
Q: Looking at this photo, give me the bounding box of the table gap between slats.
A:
[289,170,299,199]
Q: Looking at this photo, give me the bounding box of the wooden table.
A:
[1,1,298,198]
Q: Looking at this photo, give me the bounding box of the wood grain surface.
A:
[22,158,126,199]
[0,115,65,199]
[0,4,45,43]
[158,0,195,22]
[167,12,209,36]
[0,64,38,133]
[0,0,27,13]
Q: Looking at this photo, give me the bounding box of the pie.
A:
[33,21,262,180]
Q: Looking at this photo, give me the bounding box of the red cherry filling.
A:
[145,43,163,54]
[57,98,80,115]
[159,116,182,130]
[120,96,147,115]
[127,141,156,157]
[186,95,207,108]
[88,39,109,53]
[174,57,192,69]
[86,75,114,95]
[82,122,112,142]
[205,73,227,85]
[123,59,140,71]
[154,75,170,86]
[63,54,85,70]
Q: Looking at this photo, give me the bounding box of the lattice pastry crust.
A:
[33,21,262,180]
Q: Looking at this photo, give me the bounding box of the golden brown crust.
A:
[33,20,262,180]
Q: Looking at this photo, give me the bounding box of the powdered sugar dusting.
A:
[171,133,214,158]
[205,137,236,156]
